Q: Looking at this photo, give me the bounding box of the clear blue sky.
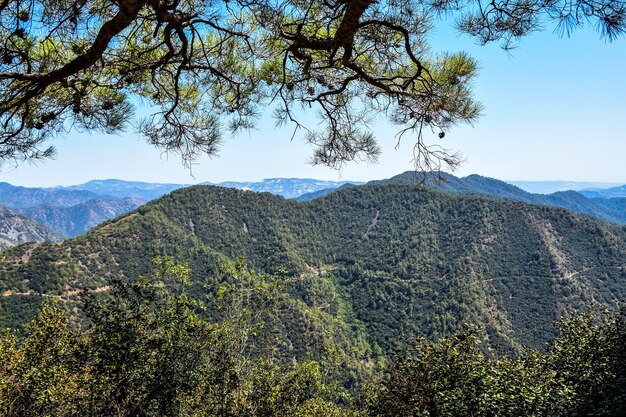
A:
[2,19,626,187]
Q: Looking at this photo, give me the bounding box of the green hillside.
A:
[2,184,626,356]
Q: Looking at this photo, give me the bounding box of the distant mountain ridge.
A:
[53,177,362,200]
[63,174,626,226]
[5,174,626,240]
[58,179,189,200]
[18,197,147,237]
[507,180,621,194]
[204,178,363,198]
[0,205,63,250]
[0,182,107,209]
[580,184,626,199]
[297,172,626,225]
[357,171,626,225]
[0,178,361,239]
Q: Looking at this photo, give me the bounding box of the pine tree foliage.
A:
[1,0,623,168]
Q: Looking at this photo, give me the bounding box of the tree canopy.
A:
[2,258,626,416]
[0,0,624,169]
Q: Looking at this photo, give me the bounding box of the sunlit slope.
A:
[2,184,626,352]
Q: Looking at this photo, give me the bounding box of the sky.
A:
[2,17,626,187]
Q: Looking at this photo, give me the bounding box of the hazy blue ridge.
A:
[206,178,364,199]
[0,182,110,209]
[507,180,622,194]
[58,178,362,200]
[58,179,190,200]
[580,185,626,198]
[18,197,146,237]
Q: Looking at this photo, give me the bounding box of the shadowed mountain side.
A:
[18,197,147,237]
[0,205,63,250]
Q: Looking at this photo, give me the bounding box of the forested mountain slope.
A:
[300,171,626,224]
[2,184,626,355]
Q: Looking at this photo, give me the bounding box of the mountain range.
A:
[55,178,362,200]
[3,173,626,248]
[206,178,362,198]
[580,184,626,198]
[297,172,626,225]
[0,182,106,208]
[507,180,621,194]
[0,182,146,239]
[17,197,147,237]
[56,179,187,200]
[2,171,626,246]
[0,178,360,242]
[2,181,626,357]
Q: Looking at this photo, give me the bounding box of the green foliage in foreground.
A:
[0,259,360,417]
[368,311,626,417]
[1,259,624,417]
